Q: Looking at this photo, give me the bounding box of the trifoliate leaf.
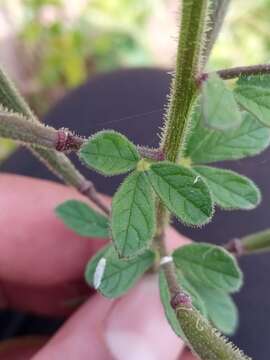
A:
[234,75,270,127]
[202,73,242,130]
[173,243,243,292]
[111,171,155,258]
[55,200,109,238]
[193,166,261,210]
[184,110,270,164]
[148,162,213,226]
[79,130,140,176]
[85,245,155,298]
[192,285,238,335]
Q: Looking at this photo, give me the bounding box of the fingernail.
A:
[104,275,184,360]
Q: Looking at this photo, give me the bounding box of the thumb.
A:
[34,227,190,360]
[33,275,184,360]
[104,274,184,360]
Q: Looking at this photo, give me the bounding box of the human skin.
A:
[0,174,196,360]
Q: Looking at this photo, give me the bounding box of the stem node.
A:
[171,291,192,310]
[55,128,85,152]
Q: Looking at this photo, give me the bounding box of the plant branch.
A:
[137,146,165,161]
[155,203,250,359]
[0,68,110,216]
[155,202,180,296]
[202,0,231,66]
[157,0,209,328]
[31,145,110,215]
[0,112,163,162]
[201,63,270,82]
[224,228,270,256]
[175,305,251,360]
[0,112,84,151]
[157,0,210,293]
[161,0,209,162]
[156,1,251,358]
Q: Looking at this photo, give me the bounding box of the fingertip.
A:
[33,294,113,360]
[0,174,108,286]
[104,274,184,360]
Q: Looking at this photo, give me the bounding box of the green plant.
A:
[2,1,270,358]
[20,0,153,93]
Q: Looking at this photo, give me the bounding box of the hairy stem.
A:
[161,0,209,162]
[158,0,209,317]
[0,112,83,150]
[225,229,270,256]
[31,145,110,215]
[202,0,231,66]
[155,202,180,295]
[204,63,270,81]
[176,305,251,360]
[156,1,251,359]
[0,67,110,215]
[0,111,164,163]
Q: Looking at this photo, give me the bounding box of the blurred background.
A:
[0,0,270,162]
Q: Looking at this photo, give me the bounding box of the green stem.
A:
[242,229,270,253]
[161,0,209,162]
[0,111,84,151]
[32,146,110,215]
[0,67,110,216]
[156,1,251,359]
[157,0,209,293]
[215,63,270,80]
[0,111,163,162]
[154,202,180,295]
[202,0,231,66]
[225,229,270,256]
[176,306,251,360]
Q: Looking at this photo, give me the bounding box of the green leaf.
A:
[184,109,270,164]
[79,130,140,176]
[55,200,109,238]
[234,75,270,127]
[85,245,155,298]
[237,74,270,89]
[202,73,242,130]
[148,162,213,226]
[193,166,261,210]
[173,243,243,292]
[111,171,155,258]
[193,285,238,335]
